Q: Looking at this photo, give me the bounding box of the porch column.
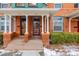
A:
[9,15,11,33]
[4,15,7,33]
[42,15,44,33]
[3,15,12,47]
[24,15,29,42]
[47,15,49,33]
[69,18,71,32]
[13,17,16,32]
[26,15,28,33]
[45,16,47,32]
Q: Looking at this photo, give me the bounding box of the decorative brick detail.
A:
[24,32,29,42]
[41,32,50,46]
[3,32,12,47]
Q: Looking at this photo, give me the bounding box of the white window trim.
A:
[54,3,62,8]
[53,16,63,32]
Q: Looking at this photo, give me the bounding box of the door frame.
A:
[20,16,26,35]
[32,16,41,36]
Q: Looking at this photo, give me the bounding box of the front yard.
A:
[50,32,79,44]
[0,32,79,56]
[48,32,79,56]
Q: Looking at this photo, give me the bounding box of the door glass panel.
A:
[33,17,40,36]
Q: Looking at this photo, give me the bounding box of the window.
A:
[53,16,63,32]
[28,3,36,8]
[0,22,4,25]
[16,3,27,7]
[1,26,4,30]
[0,16,4,20]
[74,3,79,8]
[1,3,9,8]
[7,26,9,31]
[54,3,62,8]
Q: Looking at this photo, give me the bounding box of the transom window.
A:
[54,3,62,8]
[53,16,63,32]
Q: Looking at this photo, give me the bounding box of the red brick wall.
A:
[63,17,69,32]
[15,16,20,37]
[71,19,78,32]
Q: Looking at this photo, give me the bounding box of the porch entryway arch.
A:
[64,10,79,32]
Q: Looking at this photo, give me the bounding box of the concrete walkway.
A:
[4,37,43,50]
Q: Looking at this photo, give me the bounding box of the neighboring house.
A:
[0,3,79,47]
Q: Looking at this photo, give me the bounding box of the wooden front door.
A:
[33,17,40,36]
[20,16,26,35]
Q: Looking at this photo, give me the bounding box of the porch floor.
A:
[4,36,43,50]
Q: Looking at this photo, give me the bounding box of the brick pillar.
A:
[3,32,12,47]
[41,32,50,46]
[41,15,50,47]
[24,32,29,42]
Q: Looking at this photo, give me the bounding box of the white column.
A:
[9,15,11,33]
[26,15,28,33]
[13,17,16,32]
[47,15,49,33]
[45,16,46,32]
[42,15,44,33]
[69,18,71,32]
[4,15,7,33]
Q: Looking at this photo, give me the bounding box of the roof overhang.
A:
[64,10,79,18]
[0,8,60,16]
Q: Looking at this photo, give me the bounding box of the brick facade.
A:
[1,3,79,47]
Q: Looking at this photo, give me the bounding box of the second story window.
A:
[1,3,9,8]
[16,3,28,8]
[74,3,79,8]
[54,3,62,8]
[16,3,25,6]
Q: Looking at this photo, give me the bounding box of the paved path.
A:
[4,37,43,50]
[20,50,42,56]
[0,49,44,56]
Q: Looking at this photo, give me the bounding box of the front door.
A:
[33,17,40,36]
[20,16,26,35]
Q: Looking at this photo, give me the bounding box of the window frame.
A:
[53,16,63,32]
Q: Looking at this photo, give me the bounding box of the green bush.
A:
[0,32,3,45]
[50,32,79,44]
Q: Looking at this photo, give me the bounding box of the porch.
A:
[63,10,79,32]
[0,8,59,47]
[4,36,43,50]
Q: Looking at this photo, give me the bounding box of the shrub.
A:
[0,32,3,45]
[50,32,79,44]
